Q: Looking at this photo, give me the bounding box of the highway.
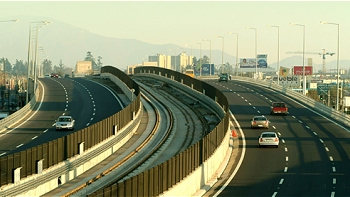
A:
[206,79,350,197]
[1,74,350,196]
[0,77,124,157]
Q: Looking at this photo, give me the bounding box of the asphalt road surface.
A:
[207,80,350,197]
[0,77,124,156]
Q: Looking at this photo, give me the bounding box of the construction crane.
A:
[286,49,335,74]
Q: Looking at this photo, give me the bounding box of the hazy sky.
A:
[1,1,350,67]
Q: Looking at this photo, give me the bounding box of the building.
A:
[75,61,93,76]
[148,52,193,72]
[127,62,158,75]
[148,54,171,69]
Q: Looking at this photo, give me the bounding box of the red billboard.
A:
[293,66,313,75]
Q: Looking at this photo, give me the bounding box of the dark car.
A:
[219,73,228,82]
[64,74,70,78]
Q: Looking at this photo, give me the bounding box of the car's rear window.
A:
[273,103,285,107]
[254,117,266,121]
[262,133,276,137]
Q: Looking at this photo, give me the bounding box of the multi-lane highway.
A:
[206,79,350,197]
[0,77,124,157]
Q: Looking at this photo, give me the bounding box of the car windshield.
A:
[262,133,276,138]
[59,117,71,122]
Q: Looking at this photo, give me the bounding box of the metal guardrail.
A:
[233,76,350,128]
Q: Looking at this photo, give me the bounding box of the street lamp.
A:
[228,32,239,76]
[194,42,202,76]
[202,39,212,76]
[267,25,280,84]
[290,23,306,95]
[321,21,340,110]
[26,21,50,104]
[246,27,258,77]
[215,35,224,73]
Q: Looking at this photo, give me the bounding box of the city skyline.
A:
[1,1,349,69]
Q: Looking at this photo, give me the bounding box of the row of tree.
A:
[1,51,103,81]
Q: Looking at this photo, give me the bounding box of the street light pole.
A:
[321,21,340,110]
[195,42,202,76]
[246,27,258,78]
[26,21,50,104]
[228,32,239,76]
[215,35,224,73]
[267,25,280,84]
[202,39,212,76]
[290,23,306,95]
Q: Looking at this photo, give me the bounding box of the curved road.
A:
[0,77,124,157]
[207,79,350,197]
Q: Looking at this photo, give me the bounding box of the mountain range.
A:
[0,16,349,73]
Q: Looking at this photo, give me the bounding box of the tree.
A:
[12,59,27,76]
[84,51,98,70]
[42,59,53,75]
[96,56,103,70]
[52,59,65,77]
[307,89,319,101]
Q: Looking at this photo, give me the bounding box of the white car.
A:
[258,132,279,148]
[55,115,75,130]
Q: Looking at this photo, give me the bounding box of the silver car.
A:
[259,132,279,148]
[251,116,269,129]
[55,115,75,130]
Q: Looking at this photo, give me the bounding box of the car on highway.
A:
[251,115,269,129]
[258,132,279,148]
[51,73,59,78]
[270,101,288,115]
[218,73,228,82]
[55,115,75,130]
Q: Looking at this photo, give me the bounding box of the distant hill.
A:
[0,15,349,72]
